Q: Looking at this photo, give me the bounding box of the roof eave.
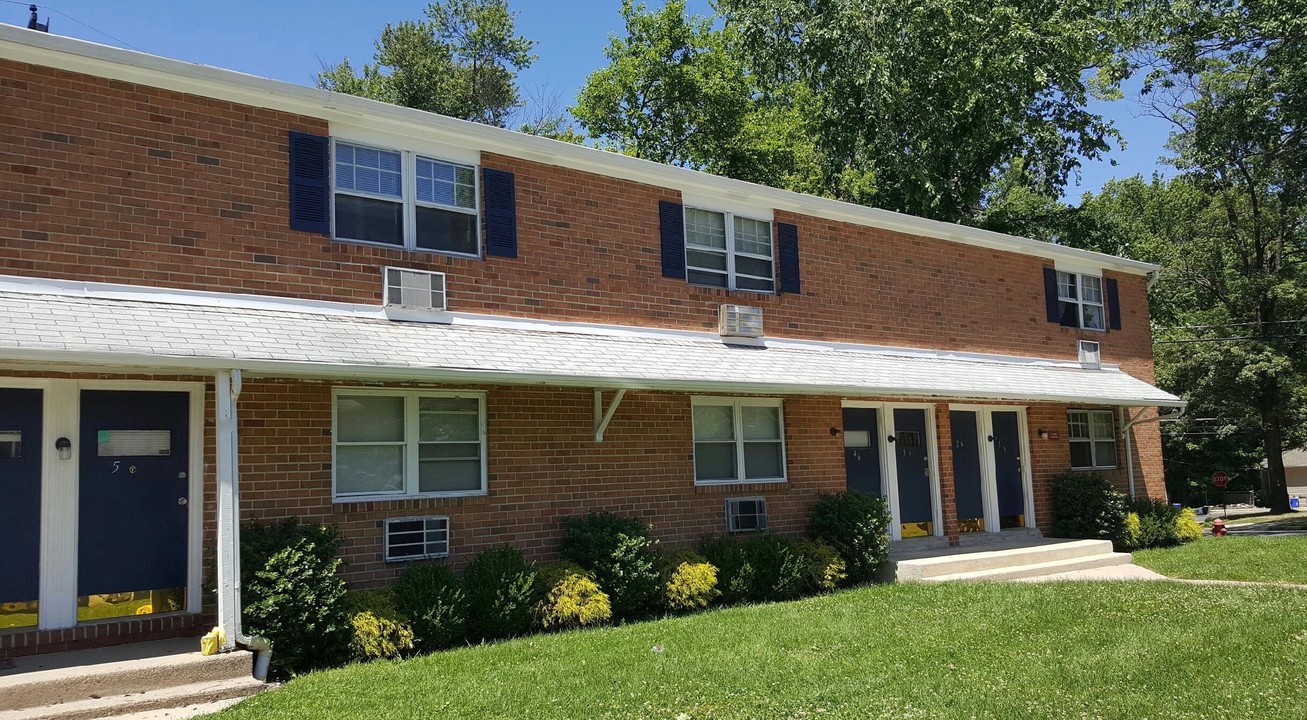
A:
[0,349,1186,408]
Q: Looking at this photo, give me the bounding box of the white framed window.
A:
[383,516,450,561]
[692,397,786,485]
[1056,271,1106,330]
[684,208,775,293]
[332,140,480,257]
[726,497,767,533]
[332,389,487,501]
[1068,410,1116,470]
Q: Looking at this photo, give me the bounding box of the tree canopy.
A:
[316,0,537,127]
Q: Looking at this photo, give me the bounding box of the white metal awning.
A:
[0,288,1183,408]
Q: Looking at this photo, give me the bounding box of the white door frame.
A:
[948,404,1036,532]
[842,401,943,542]
[0,377,204,630]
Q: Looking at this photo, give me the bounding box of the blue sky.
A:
[10,0,1171,200]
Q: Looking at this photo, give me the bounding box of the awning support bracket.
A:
[593,389,627,443]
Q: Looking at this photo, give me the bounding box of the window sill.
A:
[384,552,450,563]
[333,490,487,504]
[331,237,483,261]
[1069,466,1118,472]
[685,282,777,298]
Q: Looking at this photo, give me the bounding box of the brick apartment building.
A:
[0,25,1182,658]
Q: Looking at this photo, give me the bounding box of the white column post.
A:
[215,370,242,650]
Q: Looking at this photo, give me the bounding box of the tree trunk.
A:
[1261,417,1291,513]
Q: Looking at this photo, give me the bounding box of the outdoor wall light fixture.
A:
[830,427,842,436]
[55,436,72,460]
[1038,428,1049,440]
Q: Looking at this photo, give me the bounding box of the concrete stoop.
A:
[891,539,1133,582]
[0,638,266,720]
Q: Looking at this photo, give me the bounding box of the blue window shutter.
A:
[288,131,329,235]
[1106,278,1122,330]
[659,200,686,279]
[483,168,518,258]
[1042,268,1061,323]
[777,222,801,294]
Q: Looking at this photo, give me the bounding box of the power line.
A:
[1154,334,1307,344]
[1155,319,1307,331]
[3,2,144,52]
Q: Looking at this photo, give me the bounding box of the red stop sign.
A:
[1211,471,1230,488]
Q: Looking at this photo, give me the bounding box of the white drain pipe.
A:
[215,369,272,681]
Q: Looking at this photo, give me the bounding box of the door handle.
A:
[177,497,188,506]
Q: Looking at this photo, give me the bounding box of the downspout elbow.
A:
[239,633,272,682]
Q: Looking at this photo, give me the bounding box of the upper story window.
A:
[332,141,479,257]
[1068,409,1116,470]
[333,389,487,501]
[684,208,775,293]
[1056,271,1105,331]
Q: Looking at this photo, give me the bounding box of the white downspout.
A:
[215,369,272,681]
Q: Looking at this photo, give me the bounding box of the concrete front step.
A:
[0,638,261,719]
[894,539,1116,581]
[0,676,266,720]
[920,552,1134,583]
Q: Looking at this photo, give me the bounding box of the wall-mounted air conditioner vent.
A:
[726,497,767,533]
[719,304,764,338]
[384,267,447,312]
[383,516,450,562]
[1079,340,1101,367]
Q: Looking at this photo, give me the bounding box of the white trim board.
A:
[0,24,1158,277]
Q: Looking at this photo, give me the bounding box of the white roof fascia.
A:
[0,274,1118,371]
[0,348,1184,408]
[0,24,1158,277]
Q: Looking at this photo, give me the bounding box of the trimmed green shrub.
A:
[344,591,414,662]
[1129,498,1185,549]
[534,562,612,629]
[798,539,847,593]
[559,512,661,619]
[243,536,350,679]
[700,533,808,603]
[806,491,892,583]
[240,518,341,598]
[462,547,539,641]
[1175,508,1204,544]
[1049,471,1130,548]
[1123,512,1143,550]
[659,550,719,612]
[391,563,467,651]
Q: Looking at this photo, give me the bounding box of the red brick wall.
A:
[0,58,1156,378]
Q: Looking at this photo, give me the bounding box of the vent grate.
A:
[384,267,447,312]
[718,304,764,338]
[1078,340,1101,367]
[726,497,767,533]
[383,516,450,562]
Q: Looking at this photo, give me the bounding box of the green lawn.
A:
[220,582,1307,720]
[1134,535,1307,584]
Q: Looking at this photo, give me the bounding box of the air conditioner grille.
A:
[718,304,764,338]
[1079,340,1101,367]
[384,267,447,312]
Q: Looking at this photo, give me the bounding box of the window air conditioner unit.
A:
[1079,340,1101,367]
[384,267,447,312]
[719,304,764,338]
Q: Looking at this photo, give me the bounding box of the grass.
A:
[1134,535,1307,584]
[219,581,1307,720]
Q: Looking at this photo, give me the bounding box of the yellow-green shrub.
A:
[534,562,611,630]
[799,540,847,592]
[1174,508,1203,544]
[344,591,414,662]
[1122,512,1143,551]
[660,550,719,612]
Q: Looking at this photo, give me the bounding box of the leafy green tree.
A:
[316,0,536,127]
[1125,0,1307,512]
[716,0,1133,222]
[572,1,822,190]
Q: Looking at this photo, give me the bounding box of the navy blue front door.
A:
[78,391,189,599]
[991,411,1026,529]
[842,407,882,497]
[949,410,985,532]
[893,408,933,537]
[0,388,42,628]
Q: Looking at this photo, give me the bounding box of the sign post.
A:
[1211,471,1230,517]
